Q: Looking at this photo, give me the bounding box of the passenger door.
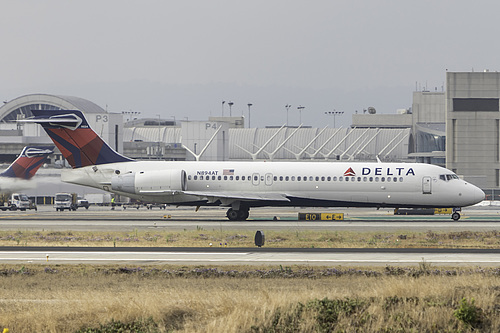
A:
[422,176,432,194]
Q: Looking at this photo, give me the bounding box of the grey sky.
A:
[1,1,498,128]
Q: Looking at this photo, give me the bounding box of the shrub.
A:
[453,297,482,328]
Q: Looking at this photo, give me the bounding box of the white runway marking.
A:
[1,251,499,266]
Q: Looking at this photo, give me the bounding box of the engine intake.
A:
[111,169,187,194]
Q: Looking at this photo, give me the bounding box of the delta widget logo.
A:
[343,167,356,177]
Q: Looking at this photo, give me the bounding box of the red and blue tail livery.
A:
[0,146,54,180]
[24,110,133,168]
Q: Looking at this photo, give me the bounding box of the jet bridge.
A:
[229,127,411,161]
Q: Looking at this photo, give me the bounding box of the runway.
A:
[1,205,499,266]
[0,247,499,266]
[1,205,500,232]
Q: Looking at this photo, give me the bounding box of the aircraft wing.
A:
[182,190,290,203]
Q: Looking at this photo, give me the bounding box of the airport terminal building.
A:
[0,71,498,197]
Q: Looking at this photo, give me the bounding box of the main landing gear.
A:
[226,208,249,221]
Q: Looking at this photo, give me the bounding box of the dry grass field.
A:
[1,228,499,331]
[0,264,499,332]
[1,228,499,248]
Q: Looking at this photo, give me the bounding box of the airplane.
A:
[21,110,485,221]
[0,145,54,191]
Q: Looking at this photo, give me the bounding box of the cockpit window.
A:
[440,174,459,181]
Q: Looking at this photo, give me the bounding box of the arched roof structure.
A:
[0,94,106,122]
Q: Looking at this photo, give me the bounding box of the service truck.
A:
[54,193,78,211]
[0,193,35,211]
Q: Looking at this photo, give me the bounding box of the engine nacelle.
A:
[111,169,187,195]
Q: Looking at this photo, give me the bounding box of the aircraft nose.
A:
[474,186,486,203]
[462,182,485,206]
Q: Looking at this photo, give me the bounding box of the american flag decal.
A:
[223,169,234,175]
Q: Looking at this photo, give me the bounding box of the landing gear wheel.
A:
[237,210,249,221]
[451,212,460,221]
[227,208,250,221]
[227,208,239,221]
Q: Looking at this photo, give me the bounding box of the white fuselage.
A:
[61,161,485,209]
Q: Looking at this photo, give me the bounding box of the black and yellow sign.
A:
[298,213,344,221]
[434,208,453,215]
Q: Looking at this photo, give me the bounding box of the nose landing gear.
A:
[451,207,461,221]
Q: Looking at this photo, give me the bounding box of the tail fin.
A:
[0,146,54,180]
[22,110,133,168]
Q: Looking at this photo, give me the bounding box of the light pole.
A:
[221,100,225,116]
[156,114,161,159]
[297,105,305,124]
[325,110,344,128]
[285,104,291,126]
[228,101,234,117]
[247,103,253,128]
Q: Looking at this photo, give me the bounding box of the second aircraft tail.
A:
[0,146,54,179]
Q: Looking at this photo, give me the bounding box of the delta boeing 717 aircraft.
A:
[22,110,484,221]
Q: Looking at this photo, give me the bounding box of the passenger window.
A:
[297,176,301,181]
[230,176,233,180]
[218,176,221,180]
[303,176,307,181]
[200,176,204,180]
[285,176,289,181]
[279,176,283,181]
[399,177,403,182]
[333,176,337,181]
[346,177,349,182]
[274,176,277,181]
[357,177,361,182]
[242,176,245,181]
[363,177,367,182]
[254,176,258,181]
[339,176,343,181]
[393,177,397,182]
[381,177,385,182]
[315,176,319,181]
[327,176,331,181]
[194,175,198,180]
[224,176,227,180]
[369,177,373,182]
[387,177,391,182]
[212,176,215,180]
[309,176,313,181]
[236,176,239,180]
[188,175,192,180]
[321,176,325,181]
[375,177,379,182]
[291,176,295,181]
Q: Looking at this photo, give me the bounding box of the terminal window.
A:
[453,98,499,111]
